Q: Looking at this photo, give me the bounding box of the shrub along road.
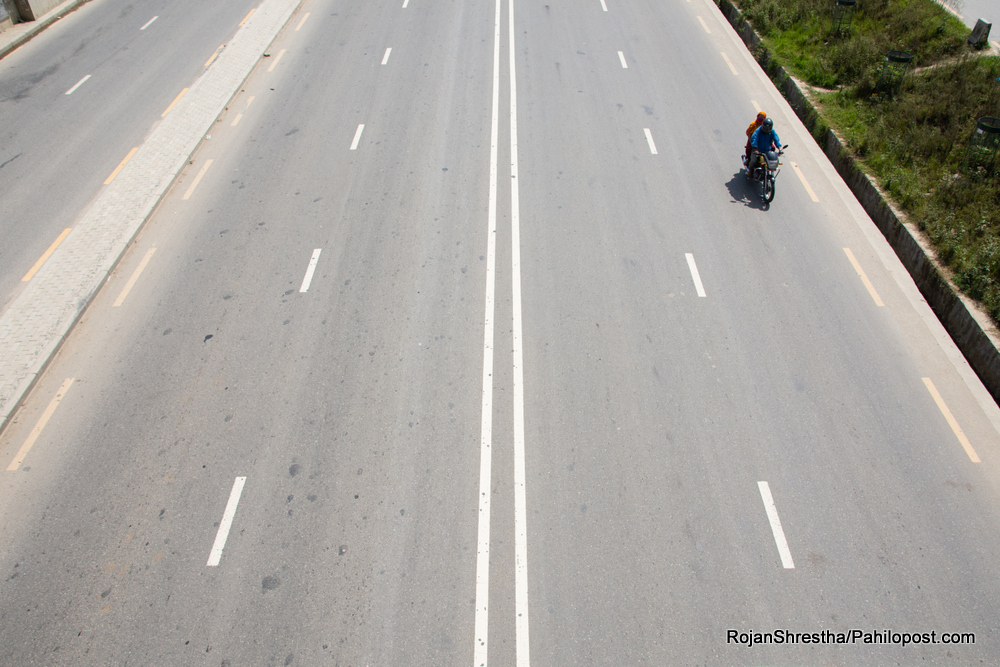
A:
[1,0,1000,664]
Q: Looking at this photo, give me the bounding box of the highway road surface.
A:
[0,0,260,310]
[938,0,998,32]
[1,0,1000,664]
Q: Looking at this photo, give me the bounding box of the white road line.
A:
[7,378,74,471]
[207,477,247,566]
[182,159,213,200]
[473,0,501,663]
[294,12,310,30]
[382,47,392,64]
[923,377,981,462]
[685,253,706,297]
[599,0,608,10]
[231,95,255,126]
[509,0,530,663]
[402,0,409,7]
[618,50,628,68]
[842,247,884,307]
[65,75,91,95]
[267,48,286,71]
[698,16,711,32]
[790,162,819,202]
[113,247,156,307]
[643,128,657,154]
[751,99,761,112]
[299,248,322,292]
[721,52,739,75]
[350,124,365,150]
[140,16,158,30]
[757,481,795,569]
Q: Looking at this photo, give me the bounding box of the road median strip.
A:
[0,0,302,432]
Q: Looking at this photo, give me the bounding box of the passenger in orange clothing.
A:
[744,111,766,178]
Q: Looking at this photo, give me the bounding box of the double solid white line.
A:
[475,0,530,663]
[474,0,502,660]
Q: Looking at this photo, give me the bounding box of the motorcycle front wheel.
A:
[764,175,775,202]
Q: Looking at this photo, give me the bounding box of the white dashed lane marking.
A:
[643,128,657,154]
[299,249,322,292]
[789,162,819,201]
[685,253,706,297]
[842,247,884,307]
[206,477,247,566]
[112,248,156,307]
[65,75,90,95]
[923,377,981,463]
[758,481,795,569]
[231,96,255,126]
[267,49,286,72]
[721,52,738,75]
[7,378,74,472]
[182,159,214,200]
[350,124,365,150]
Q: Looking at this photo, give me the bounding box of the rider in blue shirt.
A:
[750,118,781,156]
[746,118,781,180]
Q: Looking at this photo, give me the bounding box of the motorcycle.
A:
[742,144,788,203]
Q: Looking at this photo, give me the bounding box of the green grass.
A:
[739,0,968,88]
[820,55,1000,320]
[733,0,1000,322]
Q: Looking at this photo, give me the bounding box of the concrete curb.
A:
[715,0,1000,408]
[0,0,302,431]
[0,0,90,61]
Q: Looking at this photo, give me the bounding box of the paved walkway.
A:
[0,0,301,428]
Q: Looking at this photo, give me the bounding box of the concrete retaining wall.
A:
[7,0,64,22]
[22,0,62,19]
[716,0,1000,406]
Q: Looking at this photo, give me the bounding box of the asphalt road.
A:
[2,0,1000,664]
[939,0,999,30]
[0,0,260,311]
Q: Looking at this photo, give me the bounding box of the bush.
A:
[822,56,1000,319]
[734,0,1000,321]
[736,0,967,87]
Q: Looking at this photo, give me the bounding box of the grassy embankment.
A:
[735,0,1000,323]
